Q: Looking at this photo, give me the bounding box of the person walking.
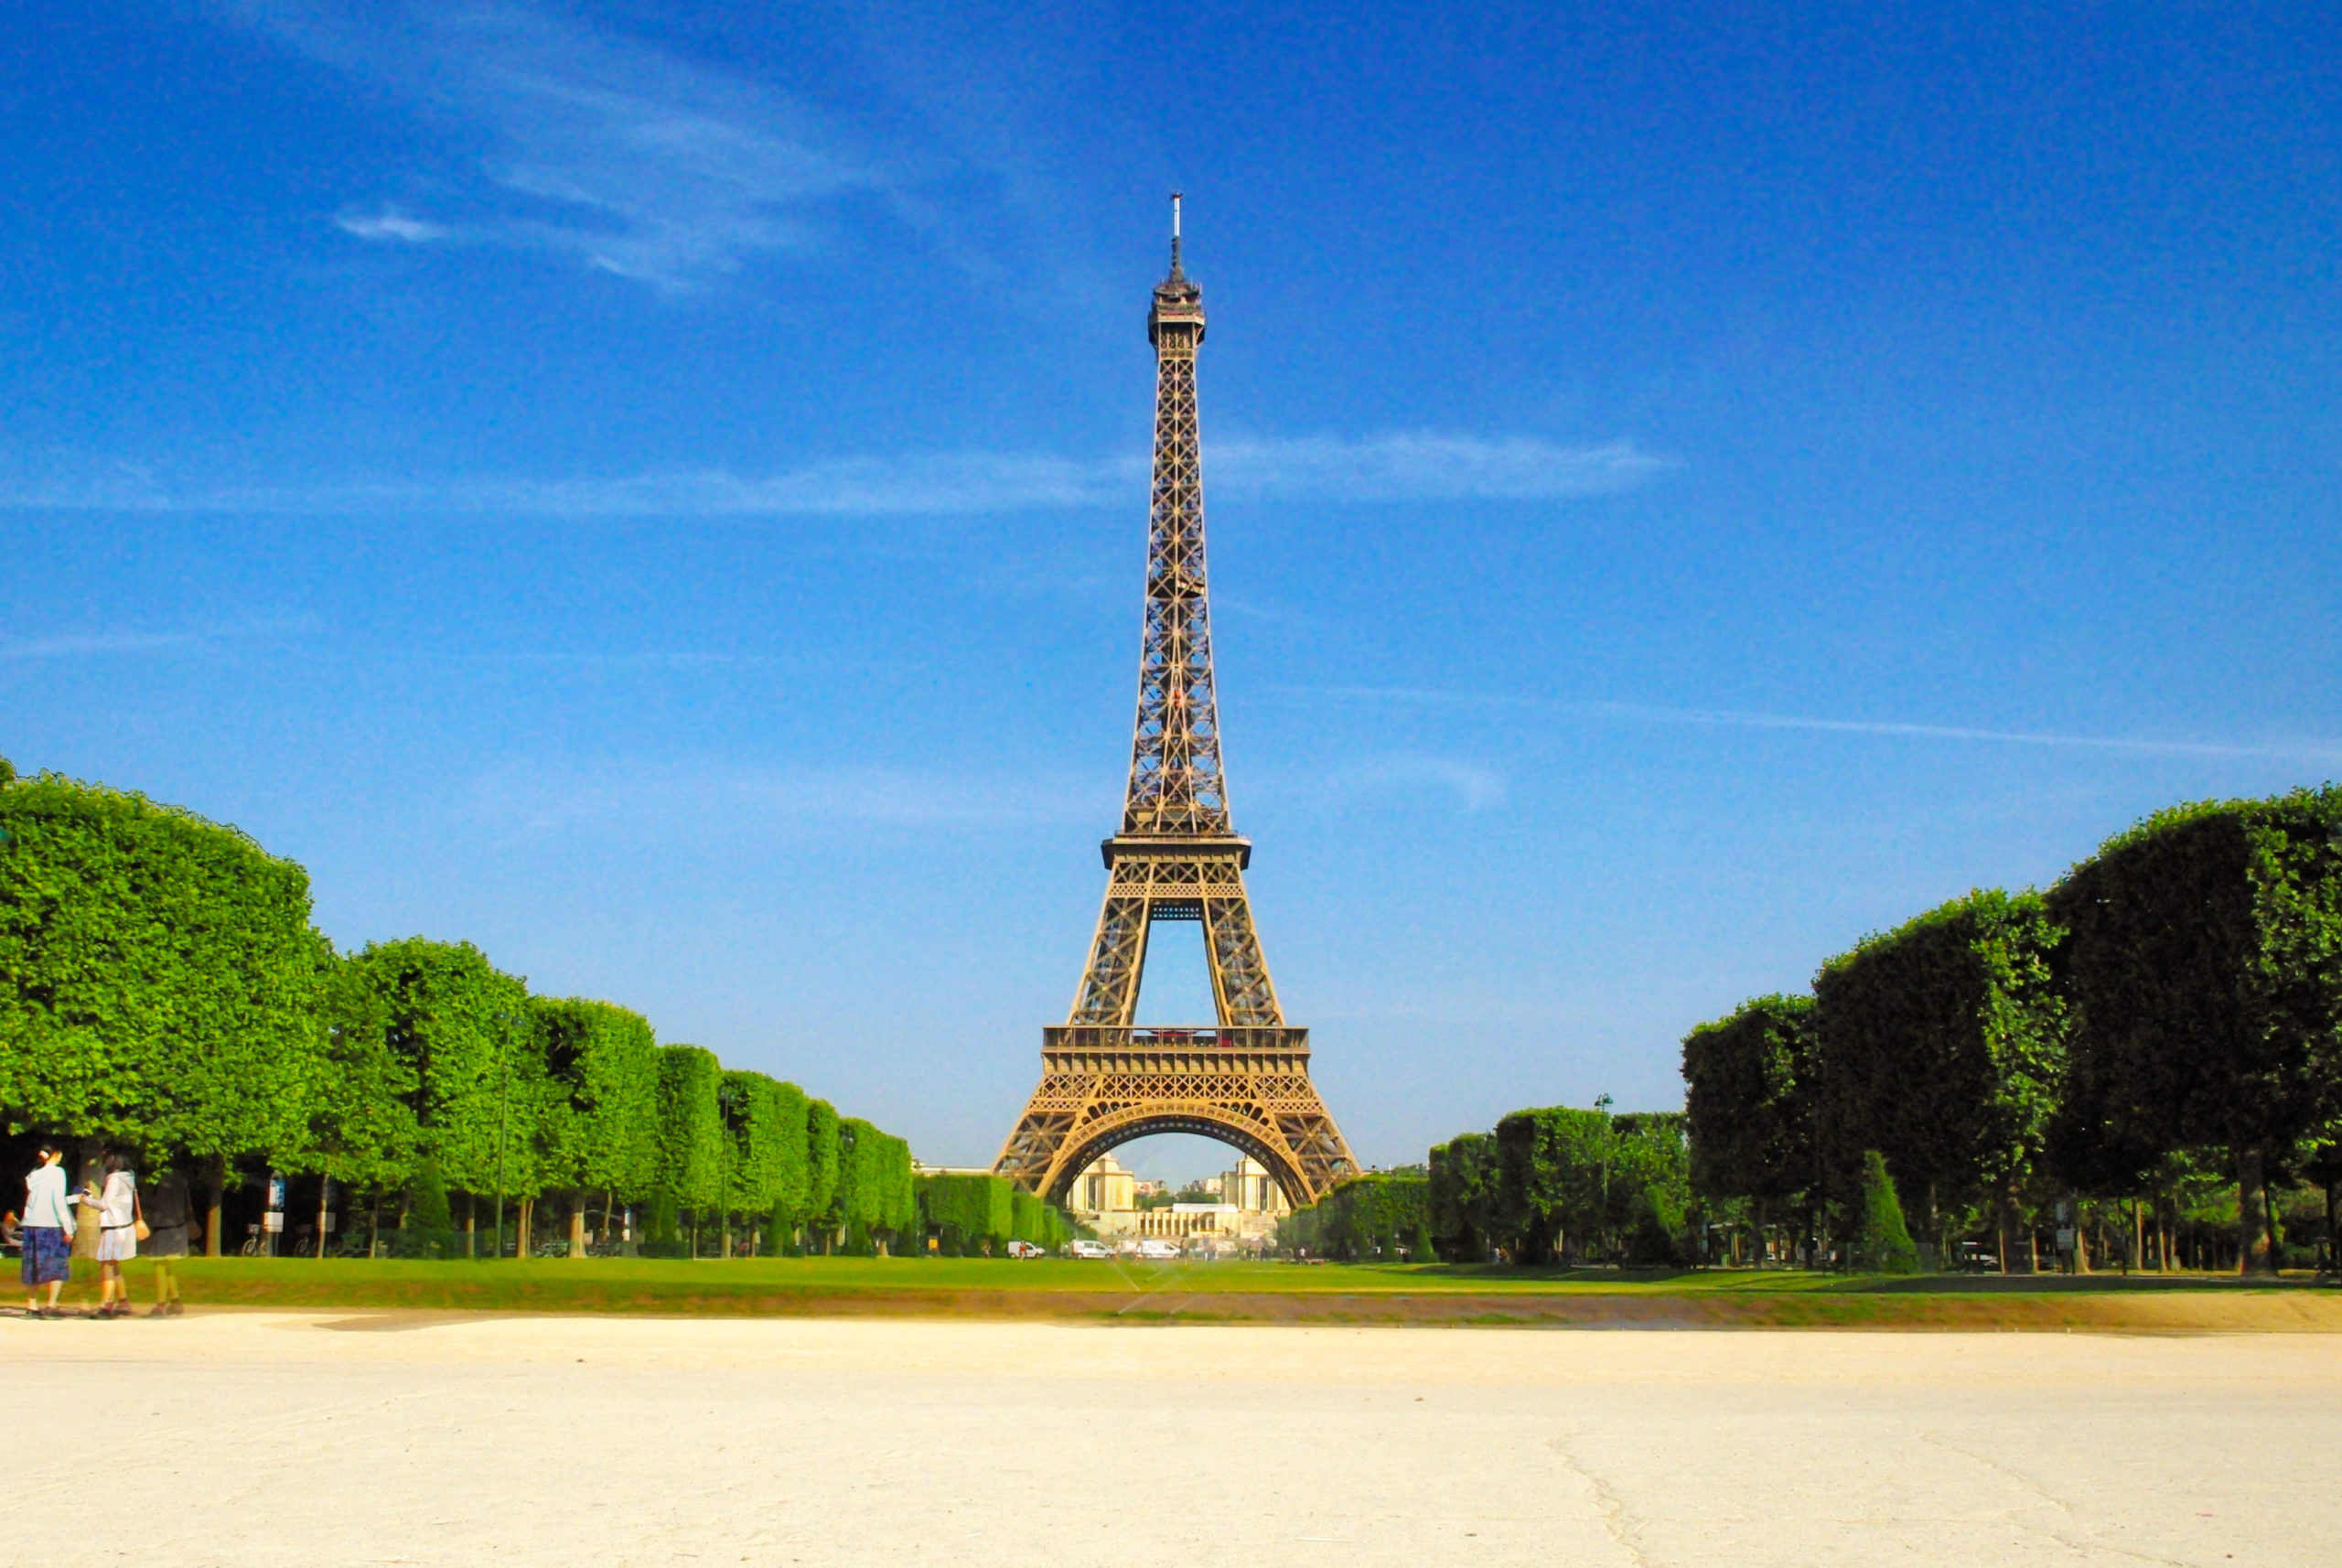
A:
[142,1167,190,1316]
[91,1150,141,1318]
[20,1144,76,1318]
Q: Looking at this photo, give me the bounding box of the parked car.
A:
[1004,1240,1046,1259]
[1065,1239,1112,1260]
[1136,1238,1181,1261]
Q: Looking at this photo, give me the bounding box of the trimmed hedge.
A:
[1810,890,2067,1233]
[1283,1171,1428,1261]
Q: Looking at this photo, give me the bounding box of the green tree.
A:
[0,770,325,1251]
[532,998,660,1259]
[920,1172,1014,1254]
[721,1069,807,1253]
[305,948,424,1253]
[832,1117,914,1252]
[336,939,541,1249]
[2048,789,2342,1273]
[654,1046,725,1252]
[1427,1133,1502,1262]
[1810,890,2068,1261]
[803,1098,840,1249]
[1851,1150,1921,1273]
[1284,1171,1430,1262]
[1682,994,1817,1253]
[1494,1105,1613,1262]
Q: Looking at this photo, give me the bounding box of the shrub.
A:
[1853,1150,1921,1273]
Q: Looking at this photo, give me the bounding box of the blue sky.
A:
[4,2,2337,1182]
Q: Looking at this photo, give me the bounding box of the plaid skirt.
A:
[20,1226,71,1285]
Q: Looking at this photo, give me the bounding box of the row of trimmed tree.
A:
[1682,787,2342,1273]
[0,760,919,1257]
[918,1171,1075,1254]
[1422,1107,1692,1264]
[1280,1105,1693,1265]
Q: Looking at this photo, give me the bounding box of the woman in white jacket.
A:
[91,1150,139,1319]
[20,1144,75,1318]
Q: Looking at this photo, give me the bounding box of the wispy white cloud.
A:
[1292,685,2342,766]
[0,630,207,660]
[335,208,455,244]
[1215,434,1666,502]
[0,432,1660,517]
[237,1,886,288]
[0,619,317,660]
[1259,753,1508,815]
[467,760,1104,841]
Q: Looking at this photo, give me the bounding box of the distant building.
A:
[1063,1153,1290,1250]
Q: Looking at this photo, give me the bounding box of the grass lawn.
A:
[60,1254,2340,1330]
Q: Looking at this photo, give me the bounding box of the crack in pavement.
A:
[1919,1432,2197,1567]
[1544,1428,1653,1568]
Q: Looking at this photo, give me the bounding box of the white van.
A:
[1066,1239,1112,1260]
[1136,1238,1181,1261]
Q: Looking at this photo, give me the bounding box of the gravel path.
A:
[7,1310,2335,1566]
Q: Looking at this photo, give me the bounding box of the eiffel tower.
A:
[994,197,1359,1207]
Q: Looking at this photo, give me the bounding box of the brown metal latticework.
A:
[994,199,1359,1208]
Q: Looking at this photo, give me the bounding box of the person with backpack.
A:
[20,1144,75,1318]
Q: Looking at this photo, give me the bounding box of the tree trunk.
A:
[518,1196,533,1259]
[464,1192,477,1259]
[2237,1148,2267,1275]
[569,1196,587,1261]
[205,1154,228,1258]
[2325,1174,2337,1276]
[2072,1195,2092,1273]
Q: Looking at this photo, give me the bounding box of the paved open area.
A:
[8,1311,2337,1567]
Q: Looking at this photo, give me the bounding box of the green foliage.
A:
[1426,1133,1501,1262]
[920,1172,1013,1251]
[654,1046,725,1214]
[1682,994,1815,1207]
[304,950,421,1194]
[1811,890,2068,1225]
[766,1080,811,1229]
[0,771,320,1164]
[1010,1189,1067,1248]
[1494,1106,1613,1262]
[1851,1150,1921,1273]
[406,1155,453,1232]
[1626,1183,1685,1265]
[720,1069,791,1220]
[2049,789,2342,1174]
[1284,1171,1428,1261]
[333,939,540,1200]
[804,1099,840,1227]
[644,1190,680,1248]
[832,1117,915,1245]
[533,998,660,1204]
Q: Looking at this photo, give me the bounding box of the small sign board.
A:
[262,1211,285,1232]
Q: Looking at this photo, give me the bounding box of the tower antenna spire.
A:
[1169,189,1183,278]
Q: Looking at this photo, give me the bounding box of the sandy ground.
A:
[6,1311,2337,1567]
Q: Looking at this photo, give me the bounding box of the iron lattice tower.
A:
[994,198,1359,1208]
